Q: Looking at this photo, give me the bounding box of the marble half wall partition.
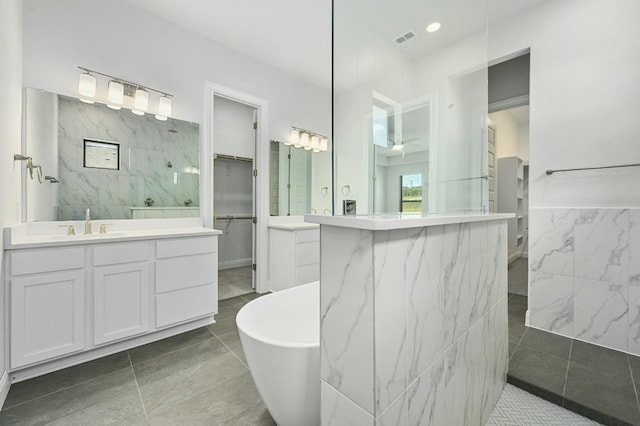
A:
[529,208,640,355]
[57,96,199,220]
[318,219,508,425]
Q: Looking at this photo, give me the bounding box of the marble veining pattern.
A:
[574,209,629,283]
[320,220,508,424]
[530,208,640,356]
[57,96,199,220]
[574,278,629,352]
[528,271,574,335]
[529,208,576,276]
[320,226,375,414]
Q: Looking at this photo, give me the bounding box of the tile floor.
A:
[508,257,528,296]
[1,289,601,426]
[0,292,276,426]
[509,293,640,425]
[218,266,254,301]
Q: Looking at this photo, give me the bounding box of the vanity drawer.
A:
[156,284,217,328]
[11,247,85,275]
[295,241,320,266]
[156,252,217,293]
[296,263,319,285]
[156,236,217,259]
[295,229,319,243]
[93,242,149,266]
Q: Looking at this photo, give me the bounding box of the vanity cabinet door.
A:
[11,270,85,369]
[94,262,150,345]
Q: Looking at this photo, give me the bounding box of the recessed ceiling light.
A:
[426,22,441,33]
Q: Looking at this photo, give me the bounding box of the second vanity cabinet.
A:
[268,224,319,291]
[6,233,218,374]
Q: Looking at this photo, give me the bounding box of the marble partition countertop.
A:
[304,212,513,230]
[4,217,221,249]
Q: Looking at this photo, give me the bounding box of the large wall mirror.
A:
[23,88,200,222]
[269,140,332,216]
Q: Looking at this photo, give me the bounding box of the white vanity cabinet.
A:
[93,242,151,346]
[269,224,319,291]
[4,228,219,377]
[155,236,218,328]
[9,247,86,369]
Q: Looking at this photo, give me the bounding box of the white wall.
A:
[490,110,526,160]
[490,0,640,354]
[22,0,331,167]
[0,0,23,405]
[490,0,640,208]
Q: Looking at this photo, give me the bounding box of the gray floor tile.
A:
[627,353,640,386]
[508,316,527,344]
[564,362,640,425]
[208,315,238,337]
[127,327,215,366]
[508,294,528,321]
[508,257,528,296]
[133,337,229,388]
[518,328,572,360]
[570,340,631,378]
[139,351,249,416]
[216,329,247,365]
[3,352,130,409]
[46,389,146,425]
[508,346,568,396]
[148,369,274,426]
[509,342,518,359]
[219,266,253,301]
[0,368,137,426]
[241,291,266,301]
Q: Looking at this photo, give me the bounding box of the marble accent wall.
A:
[529,208,640,354]
[319,220,508,424]
[57,95,199,220]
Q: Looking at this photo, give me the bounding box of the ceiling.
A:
[123,0,546,91]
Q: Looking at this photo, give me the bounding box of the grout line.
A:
[509,326,527,363]
[627,355,640,416]
[128,352,149,422]
[2,365,131,412]
[562,340,573,398]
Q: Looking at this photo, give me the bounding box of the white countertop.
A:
[4,218,222,249]
[304,213,514,231]
[268,222,319,230]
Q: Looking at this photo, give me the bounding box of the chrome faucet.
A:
[84,208,92,234]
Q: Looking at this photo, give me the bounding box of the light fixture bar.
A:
[77,66,173,98]
[290,126,328,141]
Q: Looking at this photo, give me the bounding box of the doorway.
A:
[213,95,258,300]
[489,52,530,297]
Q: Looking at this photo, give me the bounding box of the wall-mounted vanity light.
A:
[77,66,173,121]
[284,126,329,153]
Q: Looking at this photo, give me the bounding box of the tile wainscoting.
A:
[529,207,640,354]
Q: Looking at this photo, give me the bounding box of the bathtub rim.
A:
[236,281,320,350]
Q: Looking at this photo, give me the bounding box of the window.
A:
[401,173,422,212]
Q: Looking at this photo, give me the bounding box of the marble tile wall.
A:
[529,208,640,354]
[319,220,508,425]
[57,96,199,220]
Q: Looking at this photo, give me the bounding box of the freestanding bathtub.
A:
[236,281,320,426]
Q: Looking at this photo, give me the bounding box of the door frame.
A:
[202,82,269,294]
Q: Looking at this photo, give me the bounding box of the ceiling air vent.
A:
[394,31,416,45]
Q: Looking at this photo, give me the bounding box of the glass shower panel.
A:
[333,0,489,214]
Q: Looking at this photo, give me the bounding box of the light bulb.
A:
[131,109,145,116]
[78,72,96,99]
[108,81,124,105]
[107,104,122,110]
[134,88,149,111]
[155,114,167,121]
[310,136,320,151]
[426,22,441,33]
[320,138,328,151]
[158,96,172,117]
[286,129,298,146]
[300,133,310,149]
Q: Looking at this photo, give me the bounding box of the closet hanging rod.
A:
[546,163,640,175]
[214,215,253,221]
[214,153,253,163]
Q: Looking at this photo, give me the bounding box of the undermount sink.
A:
[49,232,127,240]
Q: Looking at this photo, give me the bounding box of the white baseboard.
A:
[0,370,10,409]
[219,258,252,271]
